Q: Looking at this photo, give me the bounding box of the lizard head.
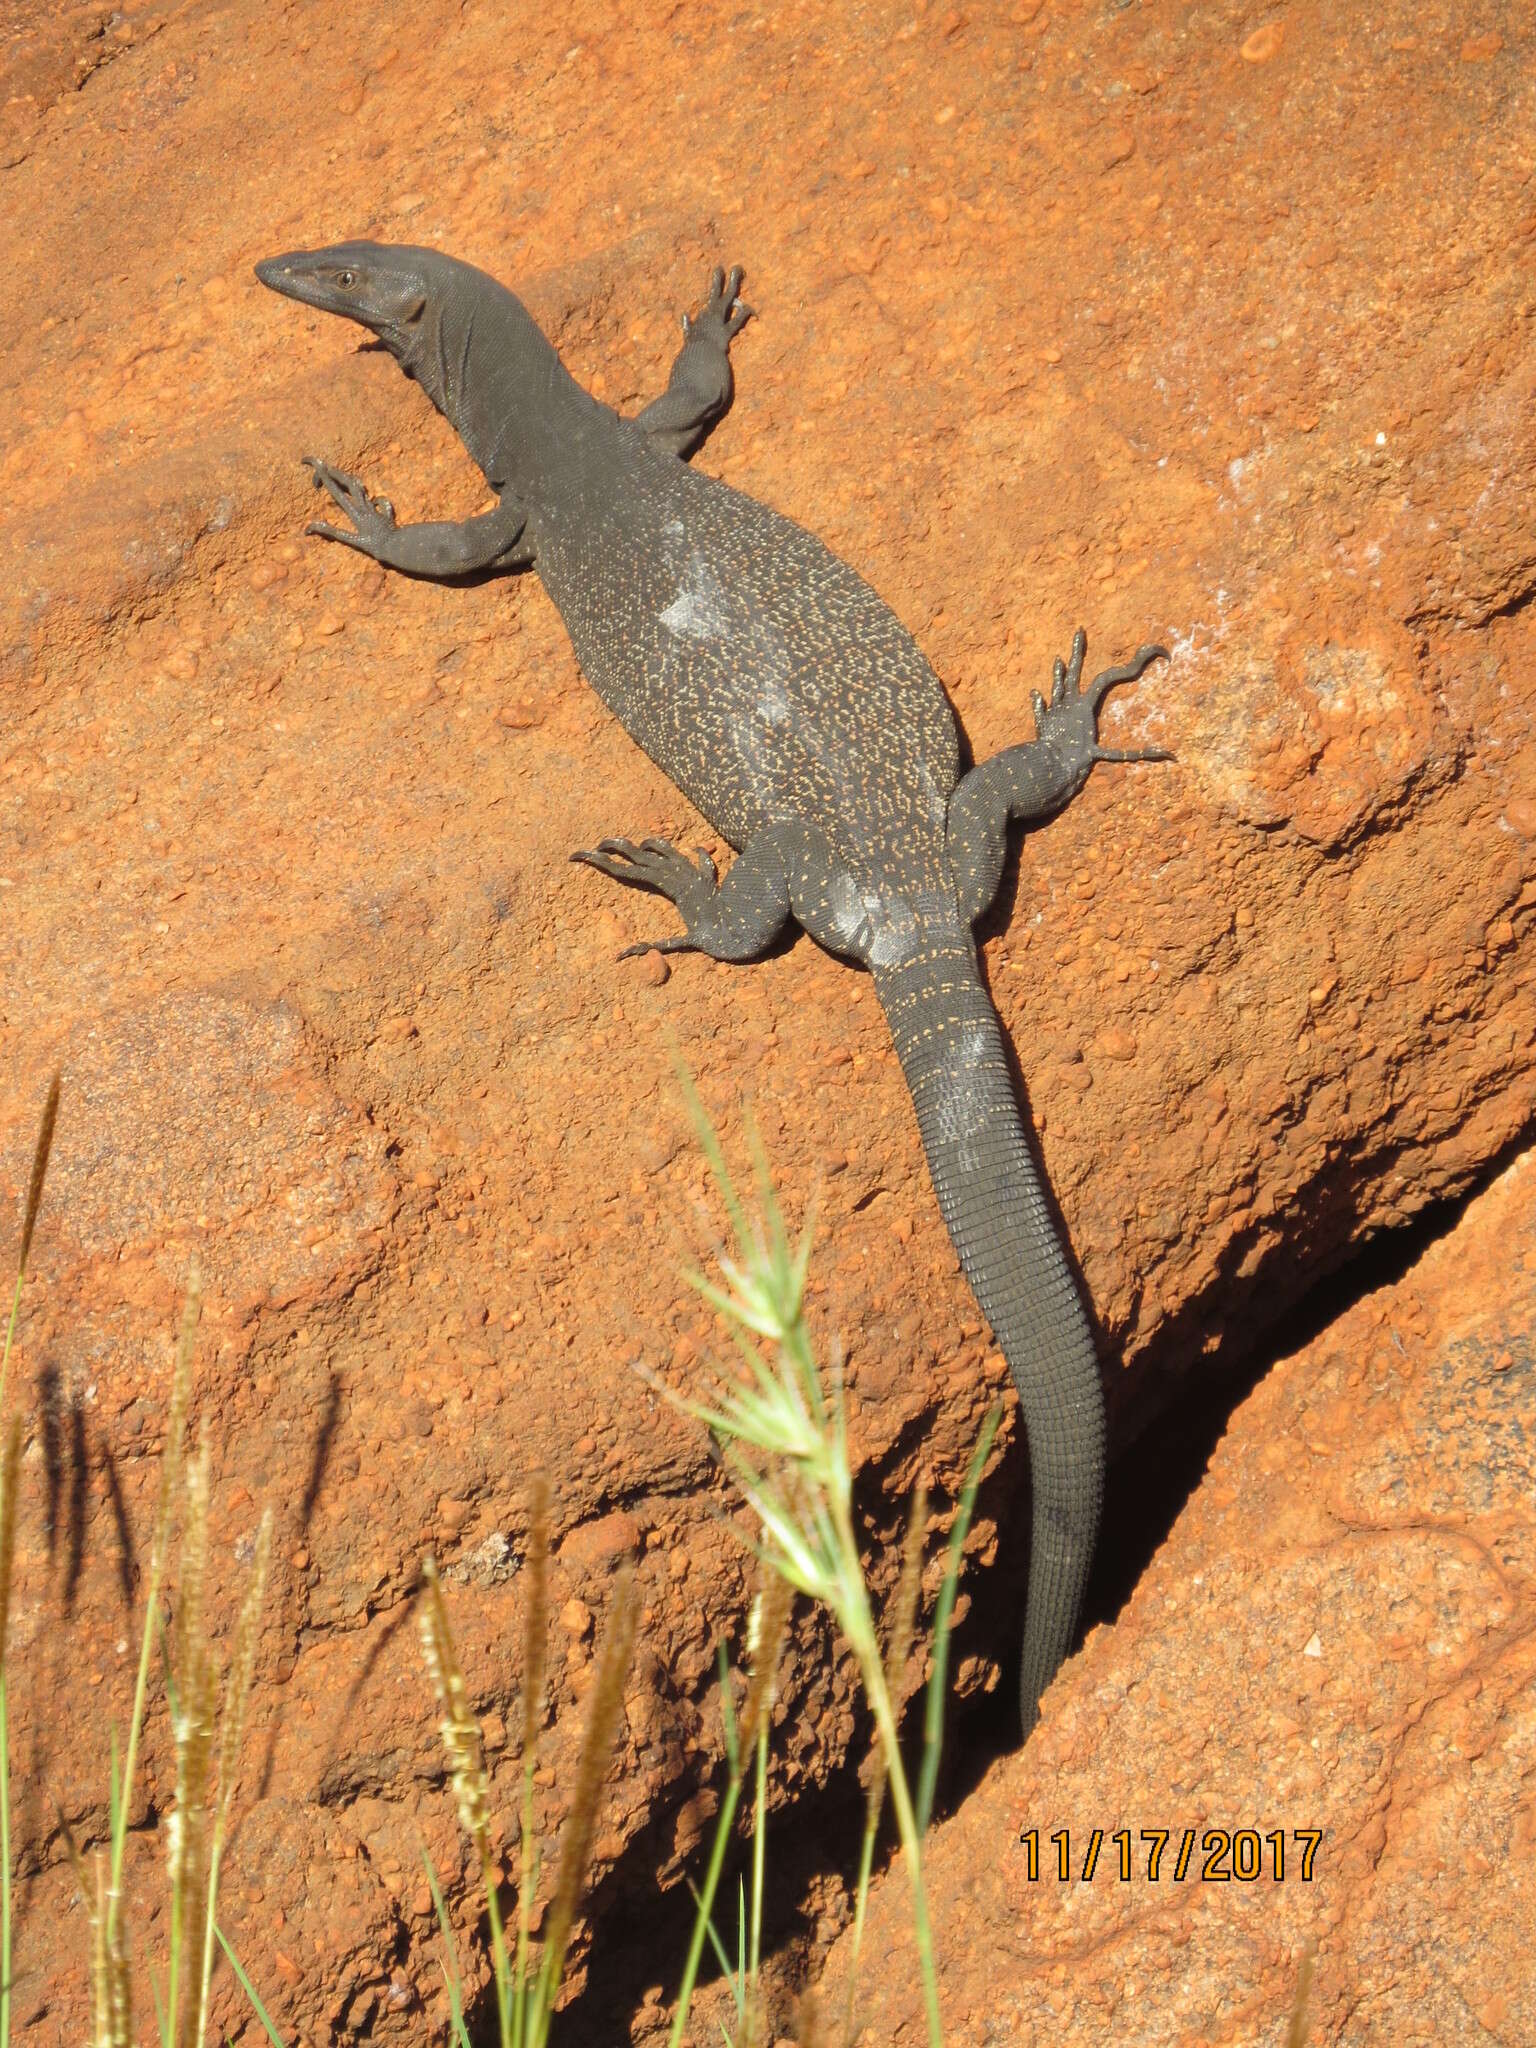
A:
[254,242,433,341]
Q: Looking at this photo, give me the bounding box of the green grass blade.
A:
[214,1925,285,2048]
[716,1639,740,1775]
[673,1062,751,1251]
[916,1403,1000,1836]
[686,1873,738,1992]
[735,1875,747,2015]
[667,1767,746,2048]
[0,1675,11,2048]
[421,1853,473,2048]
[748,1713,767,1988]
[107,1725,122,1850]
[150,1960,170,2048]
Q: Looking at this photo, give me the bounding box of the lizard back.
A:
[529,421,964,893]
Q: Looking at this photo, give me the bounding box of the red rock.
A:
[0,0,1533,2036]
[820,1149,1536,2041]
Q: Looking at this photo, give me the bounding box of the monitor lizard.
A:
[255,241,1171,1734]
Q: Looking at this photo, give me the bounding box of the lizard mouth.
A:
[254,254,324,308]
[253,252,358,320]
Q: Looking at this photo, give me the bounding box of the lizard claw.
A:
[686,262,753,347]
[304,519,374,551]
[571,836,712,898]
[572,833,719,956]
[617,935,696,961]
[1056,628,1087,702]
[301,455,398,538]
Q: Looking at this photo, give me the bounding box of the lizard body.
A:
[256,242,1170,1732]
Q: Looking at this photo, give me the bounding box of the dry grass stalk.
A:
[885,1484,927,1706]
[540,1565,638,1997]
[170,1439,218,2048]
[418,1555,492,1868]
[171,1430,212,1720]
[840,1483,928,2048]
[18,1068,60,1278]
[215,1506,274,1815]
[513,1470,552,2030]
[1287,1938,1316,2047]
[795,1985,825,2048]
[738,1571,794,1760]
[89,1850,132,2048]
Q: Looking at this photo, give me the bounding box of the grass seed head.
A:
[542,1565,639,1994]
[216,1506,273,1815]
[418,1555,492,1861]
[795,1985,826,2048]
[151,1268,202,1586]
[172,1430,212,1717]
[738,1571,794,1760]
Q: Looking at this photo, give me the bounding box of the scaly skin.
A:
[255,241,1172,1734]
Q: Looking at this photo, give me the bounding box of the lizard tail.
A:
[873,928,1105,1737]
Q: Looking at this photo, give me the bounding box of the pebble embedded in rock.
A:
[1240,23,1285,62]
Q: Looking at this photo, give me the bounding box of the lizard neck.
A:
[388,271,603,496]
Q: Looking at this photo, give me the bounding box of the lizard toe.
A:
[1094,743,1175,766]
[1086,642,1169,708]
[618,934,695,962]
[1063,627,1088,695]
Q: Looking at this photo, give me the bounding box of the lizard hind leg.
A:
[570,829,791,962]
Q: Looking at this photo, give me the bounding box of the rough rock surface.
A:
[0,0,1532,2037]
[821,1145,1536,2047]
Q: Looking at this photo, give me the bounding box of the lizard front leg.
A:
[571,827,791,961]
[633,264,753,460]
[947,629,1171,924]
[301,458,534,578]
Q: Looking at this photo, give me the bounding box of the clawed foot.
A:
[682,264,752,348]
[302,455,397,552]
[1032,629,1174,768]
[570,836,717,958]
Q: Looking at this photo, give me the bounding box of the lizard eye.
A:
[336,269,356,289]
